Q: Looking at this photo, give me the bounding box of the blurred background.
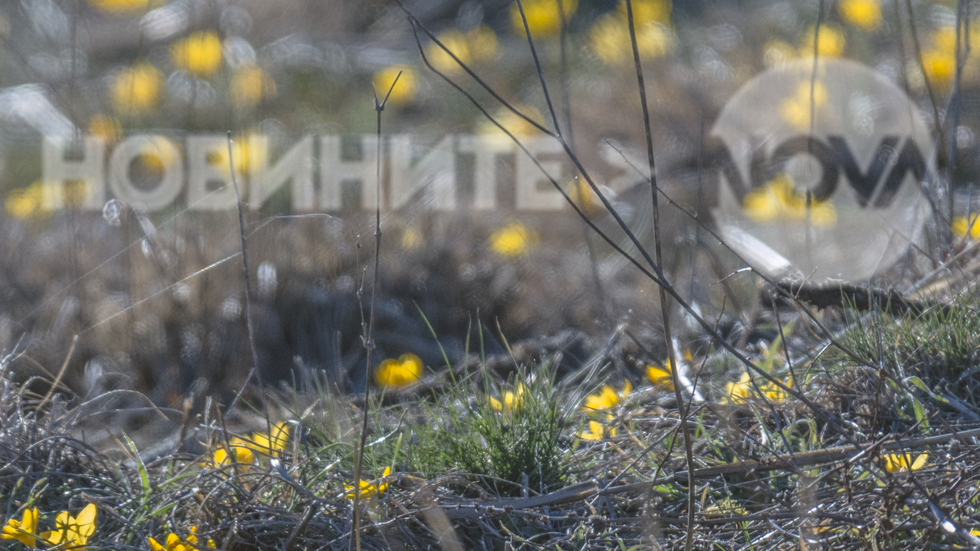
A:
[0,0,977,408]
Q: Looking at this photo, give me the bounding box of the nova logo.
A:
[711,58,933,283]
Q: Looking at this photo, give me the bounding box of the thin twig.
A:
[350,71,401,551]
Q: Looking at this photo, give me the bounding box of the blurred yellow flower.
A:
[759,377,792,402]
[882,451,928,473]
[722,371,752,404]
[89,114,122,144]
[113,62,163,113]
[590,13,672,65]
[476,104,546,137]
[230,64,276,108]
[837,0,881,31]
[41,504,97,548]
[616,0,671,25]
[372,65,417,107]
[577,419,616,441]
[921,48,955,89]
[400,227,423,249]
[490,383,527,413]
[88,0,148,13]
[952,214,980,240]
[149,526,216,551]
[489,222,539,257]
[171,31,223,78]
[427,29,471,74]
[799,24,846,58]
[208,132,263,176]
[2,507,38,548]
[5,181,48,220]
[779,80,828,130]
[345,466,392,499]
[582,381,631,412]
[510,0,577,38]
[467,25,501,63]
[203,445,256,471]
[742,174,837,227]
[374,353,423,388]
[646,361,674,391]
[232,421,290,456]
[137,136,180,176]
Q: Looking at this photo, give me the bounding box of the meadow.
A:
[3,0,980,549]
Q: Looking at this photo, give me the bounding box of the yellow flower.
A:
[149,527,216,551]
[646,361,674,391]
[400,227,423,249]
[2,507,38,548]
[232,421,290,456]
[759,377,793,402]
[345,467,392,499]
[476,104,546,137]
[5,181,47,220]
[837,0,881,31]
[372,65,417,107]
[203,445,256,470]
[41,503,97,549]
[136,136,180,176]
[882,451,928,473]
[779,80,828,130]
[374,353,423,388]
[88,114,122,144]
[466,25,501,63]
[799,24,846,58]
[953,215,980,240]
[577,420,617,441]
[742,174,837,227]
[207,132,263,176]
[616,0,671,25]
[87,0,148,13]
[489,222,539,257]
[489,383,527,413]
[722,371,752,405]
[112,62,163,113]
[171,31,223,78]
[230,64,276,108]
[589,13,672,65]
[510,0,577,38]
[921,48,955,89]
[582,381,631,411]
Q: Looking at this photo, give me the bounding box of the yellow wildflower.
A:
[779,80,829,130]
[87,0,148,14]
[374,353,423,388]
[112,62,163,113]
[426,30,471,74]
[400,227,423,249]
[589,13,672,65]
[5,181,48,220]
[882,451,928,473]
[722,371,752,404]
[489,222,539,257]
[759,376,793,402]
[489,383,527,413]
[207,132,263,176]
[2,507,38,548]
[616,0,671,25]
[232,421,290,456]
[345,466,392,499]
[799,24,846,58]
[149,527,216,551]
[41,503,97,549]
[203,445,256,471]
[510,0,577,38]
[646,361,674,391]
[171,31,223,78]
[742,174,837,227]
[230,64,276,108]
[372,65,417,108]
[582,381,632,412]
[921,48,955,89]
[88,114,122,144]
[953,215,980,240]
[837,0,881,31]
[577,419,617,441]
